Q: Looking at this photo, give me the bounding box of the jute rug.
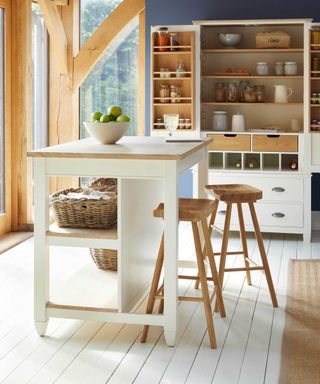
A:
[280,260,320,384]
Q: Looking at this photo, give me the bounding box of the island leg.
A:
[163,161,178,347]
[34,159,50,336]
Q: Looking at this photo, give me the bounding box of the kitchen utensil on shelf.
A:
[215,83,226,102]
[212,111,228,131]
[274,85,293,103]
[218,33,242,48]
[163,114,179,136]
[232,113,245,132]
[255,85,265,103]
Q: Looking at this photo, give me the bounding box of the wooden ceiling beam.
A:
[73,0,145,91]
[37,0,68,74]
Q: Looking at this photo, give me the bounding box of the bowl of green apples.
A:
[84,106,130,144]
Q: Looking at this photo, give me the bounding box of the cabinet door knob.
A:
[272,187,285,192]
[218,210,226,215]
[272,212,285,218]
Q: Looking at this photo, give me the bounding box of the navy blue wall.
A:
[145,0,320,204]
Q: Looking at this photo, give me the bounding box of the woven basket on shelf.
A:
[89,177,117,193]
[90,248,117,271]
[49,184,117,229]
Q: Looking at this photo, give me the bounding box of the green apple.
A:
[91,111,102,121]
[116,115,130,122]
[107,105,122,119]
[100,114,112,123]
[107,114,115,121]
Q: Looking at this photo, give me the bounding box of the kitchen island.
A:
[28,136,211,346]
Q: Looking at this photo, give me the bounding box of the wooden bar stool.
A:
[205,184,278,308]
[140,198,226,349]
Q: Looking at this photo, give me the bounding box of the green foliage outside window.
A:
[80,0,139,137]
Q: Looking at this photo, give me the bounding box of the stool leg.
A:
[192,221,217,349]
[214,202,232,312]
[248,202,278,308]
[237,203,252,286]
[158,283,164,314]
[141,234,164,343]
[201,218,226,318]
[195,200,219,290]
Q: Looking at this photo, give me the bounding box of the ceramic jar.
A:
[284,62,298,76]
[256,62,269,76]
[212,111,228,131]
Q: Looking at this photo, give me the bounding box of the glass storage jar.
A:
[169,33,180,51]
[159,84,170,103]
[274,62,284,76]
[244,85,256,103]
[226,83,238,102]
[215,83,225,102]
[157,27,170,51]
[255,84,265,103]
[170,84,182,103]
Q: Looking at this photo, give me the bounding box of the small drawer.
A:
[209,175,303,203]
[207,134,251,151]
[213,201,303,229]
[252,135,298,153]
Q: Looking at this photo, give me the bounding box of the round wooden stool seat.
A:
[153,198,217,222]
[205,184,262,203]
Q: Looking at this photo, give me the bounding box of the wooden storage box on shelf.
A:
[255,32,291,49]
[207,134,251,151]
[252,134,298,152]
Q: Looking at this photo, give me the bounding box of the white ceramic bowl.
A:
[83,121,130,144]
[218,33,242,48]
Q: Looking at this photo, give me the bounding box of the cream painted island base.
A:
[28,136,210,346]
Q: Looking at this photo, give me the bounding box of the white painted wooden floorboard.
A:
[211,235,272,384]
[163,233,248,384]
[0,232,318,384]
[238,234,286,384]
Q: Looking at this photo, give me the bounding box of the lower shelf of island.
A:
[47,223,119,249]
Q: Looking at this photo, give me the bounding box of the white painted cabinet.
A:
[151,19,314,241]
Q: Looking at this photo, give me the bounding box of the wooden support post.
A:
[11,0,33,230]
[38,0,68,74]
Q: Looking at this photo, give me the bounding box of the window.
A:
[80,0,139,137]
[0,9,4,213]
[32,3,49,150]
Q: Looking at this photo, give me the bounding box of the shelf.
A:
[202,102,303,106]
[154,97,192,100]
[202,75,303,79]
[311,50,320,53]
[153,77,191,80]
[47,223,117,239]
[311,104,320,107]
[47,223,118,248]
[154,45,192,49]
[311,77,320,80]
[153,51,191,55]
[154,103,192,106]
[153,71,192,75]
[201,48,304,53]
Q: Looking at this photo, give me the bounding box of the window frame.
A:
[0,0,11,235]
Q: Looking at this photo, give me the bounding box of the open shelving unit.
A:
[151,26,197,134]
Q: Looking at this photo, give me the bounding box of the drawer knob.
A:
[218,210,226,215]
[272,187,285,193]
[272,212,285,218]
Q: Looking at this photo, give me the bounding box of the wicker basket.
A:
[50,183,117,229]
[89,178,117,193]
[90,248,117,271]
